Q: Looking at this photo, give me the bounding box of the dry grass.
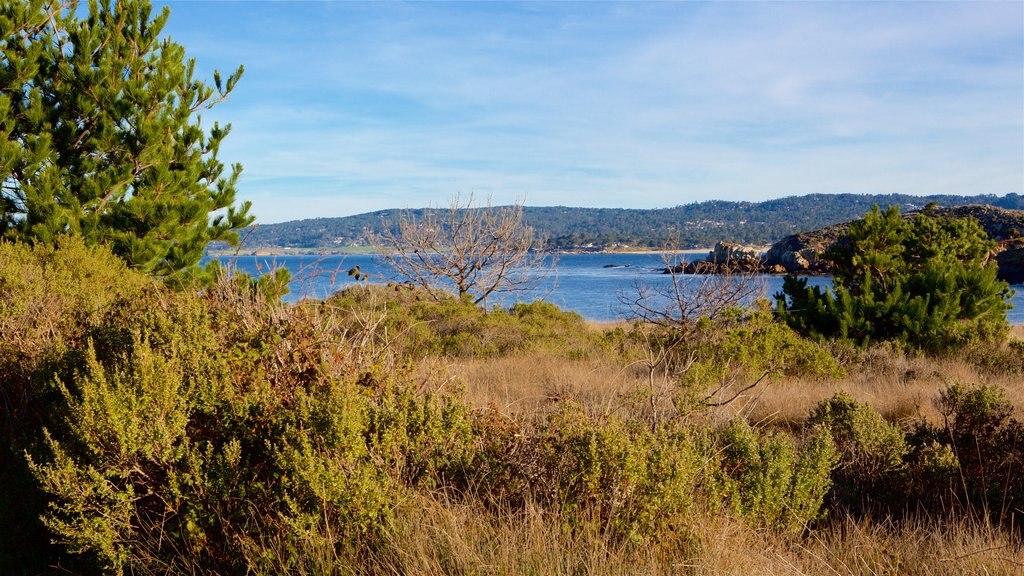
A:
[744,353,1024,430]
[436,319,1024,431]
[447,354,647,417]
[694,511,1022,576]
[443,346,1024,435]
[368,495,673,575]
[364,495,1022,576]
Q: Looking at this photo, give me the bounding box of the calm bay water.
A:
[206,252,1024,324]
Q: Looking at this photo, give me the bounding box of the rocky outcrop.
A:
[942,205,1024,241]
[708,242,761,266]
[762,205,1024,283]
[996,243,1024,285]
[664,241,766,274]
[763,224,849,274]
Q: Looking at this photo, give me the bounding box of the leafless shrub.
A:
[620,248,768,421]
[622,251,765,335]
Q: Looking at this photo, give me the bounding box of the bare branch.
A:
[372,193,554,307]
[621,244,766,337]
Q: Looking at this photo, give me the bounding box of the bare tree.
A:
[374,194,553,306]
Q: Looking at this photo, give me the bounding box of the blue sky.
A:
[155,1,1024,224]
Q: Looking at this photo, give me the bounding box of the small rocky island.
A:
[669,205,1024,284]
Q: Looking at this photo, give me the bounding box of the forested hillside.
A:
[240,193,1023,251]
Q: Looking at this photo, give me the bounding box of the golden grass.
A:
[694,511,1023,576]
[368,495,672,575]
[363,495,1022,576]
[445,342,1024,431]
[448,354,647,417]
[743,353,1024,429]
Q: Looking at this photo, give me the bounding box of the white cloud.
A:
[159,1,1023,223]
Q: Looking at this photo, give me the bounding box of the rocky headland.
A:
[667,205,1024,284]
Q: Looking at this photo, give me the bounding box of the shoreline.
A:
[201,247,720,255]
[206,247,728,257]
[208,242,775,258]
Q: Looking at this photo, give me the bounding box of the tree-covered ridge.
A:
[240,193,1023,251]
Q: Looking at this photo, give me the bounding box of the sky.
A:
[154,1,1024,224]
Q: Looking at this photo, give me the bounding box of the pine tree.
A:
[1,0,252,281]
[777,206,1012,351]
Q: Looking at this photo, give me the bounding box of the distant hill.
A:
[235,193,1024,252]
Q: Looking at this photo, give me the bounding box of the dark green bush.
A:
[808,385,1022,529]
[777,206,1012,352]
[933,384,1022,524]
[470,403,701,546]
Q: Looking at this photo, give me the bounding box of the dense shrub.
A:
[711,419,838,532]
[23,276,476,574]
[0,238,150,573]
[471,404,702,546]
[681,305,844,391]
[931,384,1022,524]
[809,385,1022,529]
[325,283,598,359]
[471,405,840,541]
[0,237,149,429]
[807,393,909,511]
[962,338,1024,375]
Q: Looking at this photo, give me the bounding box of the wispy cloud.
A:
[158,1,1023,223]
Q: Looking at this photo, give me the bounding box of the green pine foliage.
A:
[1,0,252,281]
[777,205,1012,352]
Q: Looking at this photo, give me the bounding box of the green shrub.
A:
[0,238,149,422]
[24,278,479,574]
[712,419,838,532]
[0,238,150,573]
[807,392,908,511]
[684,305,844,386]
[959,338,1024,375]
[325,284,597,359]
[934,384,1023,523]
[665,306,844,412]
[471,404,701,546]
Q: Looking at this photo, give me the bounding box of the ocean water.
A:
[206,252,1024,324]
